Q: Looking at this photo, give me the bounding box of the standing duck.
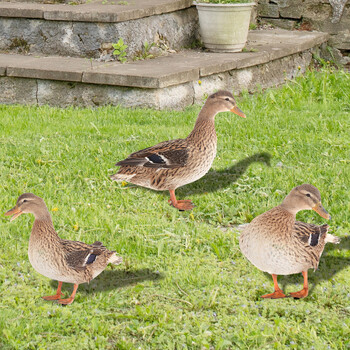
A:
[239,184,340,299]
[111,90,246,210]
[5,193,122,305]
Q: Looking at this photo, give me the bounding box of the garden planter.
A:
[195,2,255,52]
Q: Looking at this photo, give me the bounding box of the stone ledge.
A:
[0,0,193,22]
[5,56,107,82]
[0,30,329,89]
[247,30,329,61]
[82,57,200,89]
[0,50,316,109]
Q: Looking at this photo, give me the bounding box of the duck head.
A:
[5,193,48,221]
[205,90,246,118]
[281,184,331,219]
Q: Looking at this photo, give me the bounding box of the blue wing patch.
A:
[147,154,166,164]
[86,254,97,264]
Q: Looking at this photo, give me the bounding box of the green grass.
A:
[0,67,349,349]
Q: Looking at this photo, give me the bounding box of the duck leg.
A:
[261,274,287,299]
[168,190,195,211]
[42,281,63,301]
[289,271,309,299]
[57,284,79,305]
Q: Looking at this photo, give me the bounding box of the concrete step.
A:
[0,0,197,58]
[0,29,328,109]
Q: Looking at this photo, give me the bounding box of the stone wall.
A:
[257,0,350,56]
[0,7,198,59]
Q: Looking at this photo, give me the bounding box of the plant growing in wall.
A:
[193,0,256,52]
[112,38,128,63]
[133,41,156,61]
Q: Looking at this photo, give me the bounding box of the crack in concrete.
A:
[77,33,84,44]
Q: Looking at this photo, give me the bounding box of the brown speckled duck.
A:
[239,184,340,299]
[5,193,122,305]
[111,91,246,210]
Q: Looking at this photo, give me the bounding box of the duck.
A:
[239,184,340,299]
[5,193,122,305]
[111,90,246,211]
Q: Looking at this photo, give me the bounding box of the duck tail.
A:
[110,172,135,182]
[325,234,341,244]
[108,252,123,265]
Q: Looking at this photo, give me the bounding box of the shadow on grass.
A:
[178,151,272,195]
[49,268,164,294]
[307,235,350,294]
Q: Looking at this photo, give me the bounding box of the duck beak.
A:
[230,106,246,118]
[4,206,23,221]
[312,202,331,220]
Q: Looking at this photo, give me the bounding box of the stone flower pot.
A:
[195,2,255,52]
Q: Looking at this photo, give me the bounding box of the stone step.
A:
[0,0,197,58]
[0,29,328,109]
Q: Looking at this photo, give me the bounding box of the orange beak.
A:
[4,206,23,221]
[230,106,246,118]
[312,202,331,220]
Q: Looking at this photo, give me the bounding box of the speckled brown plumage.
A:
[293,222,331,270]
[239,184,340,299]
[5,193,122,305]
[111,90,246,210]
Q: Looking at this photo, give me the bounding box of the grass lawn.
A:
[0,67,349,349]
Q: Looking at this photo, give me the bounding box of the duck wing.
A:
[293,222,329,247]
[62,240,107,270]
[116,139,189,169]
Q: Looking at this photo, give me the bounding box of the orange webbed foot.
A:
[289,288,308,299]
[261,290,287,299]
[57,297,75,305]
[42,293,63,301]
[168,199,195,211]
[43,282,63,301]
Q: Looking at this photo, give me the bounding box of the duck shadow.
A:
[49,268,164,295]
[178,151,271,196]
[308,235,350,292]
[271,235,350,296]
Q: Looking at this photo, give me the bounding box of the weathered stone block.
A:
[303,5,350,39]
[303,2,332,22]
[268,0,289,8]
[279,2,303,19]
[328,30,350,49]
[227,51,313,93]
[194,50,314,103]
[0,77,37,104]
[82,54,200,88]
[0,3,44,18]
[257,3,279,18]
[260,18,298,30]
[318,43,350,65]
[34,79,193,109]
[258,0,350,51]
[157,83,194,110]
[6,56,106,82]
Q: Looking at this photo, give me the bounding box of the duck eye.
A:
[23,199,28,203]
[306,194,311,198]
[225,98,230,101]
